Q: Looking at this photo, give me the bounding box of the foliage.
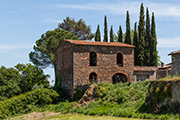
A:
[29,29,78,69]
[58,17,94,40]
[15,63,49,93]
[138,3,146,66]
[133,22,138,66]
[0,88,59,119]
[118,25,123,42]
[110,25,114,42]
[145,7,151,65]
[104,15,108,42]
[150,12,158,66]
[95,24,101,41]
[125,11,131,44]
[0,66,21,101]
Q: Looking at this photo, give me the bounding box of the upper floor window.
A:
[90,52,97,66]
[117,53,123,66]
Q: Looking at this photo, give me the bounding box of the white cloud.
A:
[53,2,180,20]
[44,18,62,23]
[158,37,180,48]
[0,44,33,53]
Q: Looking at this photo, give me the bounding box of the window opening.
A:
[117,53,123,66]
[90,52,97,66]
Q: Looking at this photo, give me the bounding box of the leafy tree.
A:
[95,25,101,41]
[150,12,158,66]
[125,11,131,44]
[118,25,123,42]
[29,29,78,69]
[15,63,50,93]
[0,66,21,101]
[110,25,114,42]
[104,15,108,42]
[133,22,138,66]
[145,7,151,65]
[58,17,94,40]
[138,3,145,66]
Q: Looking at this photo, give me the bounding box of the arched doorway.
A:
[89,72,98,83]
[112,73,127,84]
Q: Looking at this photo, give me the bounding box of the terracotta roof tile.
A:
[168,50,180,55]
[134,66,157,71]
[63,39,135,48]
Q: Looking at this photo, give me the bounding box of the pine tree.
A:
[133,22,138,66]
[110,25,114,42]
[144,7,151,66]
[150,12,158,66]
[95,25,101,41]
[118,25,123,42]
[104,15,108,42]
[125,11,131,44]
[138,3,145,66]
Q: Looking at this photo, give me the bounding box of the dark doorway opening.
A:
[89,72,98,83]
[112,73,127,84]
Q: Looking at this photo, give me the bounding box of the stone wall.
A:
[73,45,134,88]
[172,54,180,75]
[55,42,74,98]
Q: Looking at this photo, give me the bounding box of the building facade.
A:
[169,50,180,75]
[55,39,135,97]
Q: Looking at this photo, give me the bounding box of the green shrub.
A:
[0,88,59,119]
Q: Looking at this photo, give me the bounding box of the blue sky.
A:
[1,0,180,85]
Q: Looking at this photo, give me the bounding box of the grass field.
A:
[8,112,147,120]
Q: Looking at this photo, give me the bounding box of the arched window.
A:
[112,73,127,84]
[90,52,97,66]
[117,53,123,66]
[89,72,98,83]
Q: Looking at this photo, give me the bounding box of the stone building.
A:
[168,50,180,75]
[55,39,157,97]
[55,39,135,97]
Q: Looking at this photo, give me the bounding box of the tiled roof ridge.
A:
[64,39,135,48]
[168,49,180,55]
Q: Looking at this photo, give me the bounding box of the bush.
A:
[0,88,59,119]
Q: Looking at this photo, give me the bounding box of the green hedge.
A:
[0,88,59,119]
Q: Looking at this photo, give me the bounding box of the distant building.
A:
[55,40,157,98]
[168,50,180,75]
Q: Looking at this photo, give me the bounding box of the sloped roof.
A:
[168,50,180,55]
[134,66,157,71]
[58,39,135,48]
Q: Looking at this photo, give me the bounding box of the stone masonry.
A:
[169,50,180,75]
[55,39,135,98]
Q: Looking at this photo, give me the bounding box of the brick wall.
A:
[55,41,74,98]
[73,45,134,88]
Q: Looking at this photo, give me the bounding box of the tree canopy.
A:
[58,17,94,40]
[29,29,78,69]
[0,63,49,101]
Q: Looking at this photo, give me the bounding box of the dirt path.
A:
[8,111,61,120]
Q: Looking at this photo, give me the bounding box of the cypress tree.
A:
[145,7,151,66]
[133,22,138,66]
[138,3,145,66]
[150,12,158,66]
[110,25,114,42]
[125,11,131,44]
[104,15,108,42]
[95,25,101,41]
[118,25,123,42]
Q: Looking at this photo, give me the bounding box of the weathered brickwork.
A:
[73,45,134,87]
[55,40,134,98]
[171,54,180,75]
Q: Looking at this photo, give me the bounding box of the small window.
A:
[90,52,97,66]
[117,53,123,66]
[89,72,98,83]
